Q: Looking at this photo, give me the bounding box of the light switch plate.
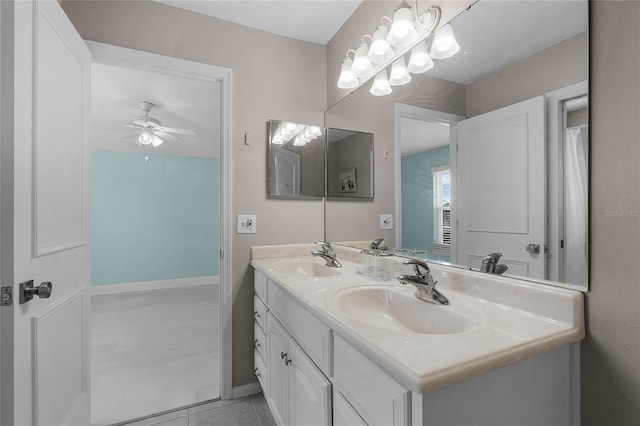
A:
[237,215,257,233]
[380,214,393,230]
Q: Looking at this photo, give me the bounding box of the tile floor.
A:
[121,394,276,426]
[91,285,219,425]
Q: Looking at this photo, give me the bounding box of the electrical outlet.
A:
[380,214,393,230]
[237,215,257,234]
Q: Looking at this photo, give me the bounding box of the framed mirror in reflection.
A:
[324,0,589,291]
[327,128,374,200]
[267,119,325,199]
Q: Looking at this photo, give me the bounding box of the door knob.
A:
[19,280,53,304]
[525,244,540,254]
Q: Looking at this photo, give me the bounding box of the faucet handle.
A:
[403,259,431,278]
[314,241,334,255]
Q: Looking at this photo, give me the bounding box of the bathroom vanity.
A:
[251,244,584,426]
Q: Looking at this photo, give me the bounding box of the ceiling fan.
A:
[122,101,196,147]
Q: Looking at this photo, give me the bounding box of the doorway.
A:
[87,42,232,425]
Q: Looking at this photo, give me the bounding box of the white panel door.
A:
[6,1,91,425]
[274,148,300,195]
[288,341,331,426]
[455,96,545,278]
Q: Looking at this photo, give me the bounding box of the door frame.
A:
[394,103,464,250]
[86,41,234,400]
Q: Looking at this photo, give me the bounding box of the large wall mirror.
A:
[324,0,589,291]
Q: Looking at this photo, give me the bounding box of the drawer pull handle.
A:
[254,339,261,349]
[254,311,262,319]
[254,367,261,378]
[280,351,292,366]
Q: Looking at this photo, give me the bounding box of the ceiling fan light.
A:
[369,69,392,96]
[350,43,374,79]
[367,26,394,64]
[337,57,359,89]
[407,42,434,74]
[138,130,153,145]
[151,134,164,147]
[389,57,411,86]
[386,3,418,48]
[429,24,460,59]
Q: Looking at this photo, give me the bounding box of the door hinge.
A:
[220,249,224,259]
[1,286,13,306]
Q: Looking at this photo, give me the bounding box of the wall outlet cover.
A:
[380,214,393,230]
[237,214,257,234]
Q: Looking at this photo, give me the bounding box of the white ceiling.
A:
[400,118,450,156]
[91,63,220,158]
[153,0,362,45]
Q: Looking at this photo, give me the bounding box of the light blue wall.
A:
[92,151,219,286]
[401,146,449,260]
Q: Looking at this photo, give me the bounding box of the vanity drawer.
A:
[254,269,268,303]
[253,295,267,332]
[334,334,410,426]
[254,321,267,363]
[268,282,332,375]
[254,349,267,393]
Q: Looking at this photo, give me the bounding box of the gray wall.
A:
[584,1,640,424]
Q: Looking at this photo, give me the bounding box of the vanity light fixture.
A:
[367,23,395,64]
[336,1,459,97]
[369,69,392,96]
[429,24,460,59]
[273,122,322,147]
[407,41,434,74]
[350,41,375,79]
[386,1,418,48]
[389,57,411,86]
[337,50,359,89]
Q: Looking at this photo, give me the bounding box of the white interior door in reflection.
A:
[274,148,301,195]
[455,96,545,279]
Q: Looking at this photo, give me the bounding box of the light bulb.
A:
[386,3,418,48]
[151,134,163,147]
[138,130,153,145]
[389,57,411,86]
[350,43,374,79]
[429,24,460,59]
[337,57,359,89]
[369,70,392,96]
[366,26,394,64]
[407,42,434,74]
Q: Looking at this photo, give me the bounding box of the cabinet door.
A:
[267,313,289,426]
[288,341,332,426]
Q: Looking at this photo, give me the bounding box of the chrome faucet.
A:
[370,238,385,249]
[480,252,509,274]
[311,241,342,268]
[397,259,449,305]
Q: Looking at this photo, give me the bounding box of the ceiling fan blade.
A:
[157,126,196,136]
[120,130,141,140]
[154,130,185,143]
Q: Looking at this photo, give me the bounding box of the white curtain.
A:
[564,126,588,286]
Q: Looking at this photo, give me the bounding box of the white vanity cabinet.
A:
[254,269,332,426]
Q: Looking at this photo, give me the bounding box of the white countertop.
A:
[250,244,584,394]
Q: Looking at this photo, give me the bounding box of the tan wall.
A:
[326,0,474,108]
[465,32,588,117]
[60,0,327,388]
[583,1,640,424]
[327,132,373,198]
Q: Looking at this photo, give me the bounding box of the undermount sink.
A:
[332,286,475,334]
[276,259,343,277]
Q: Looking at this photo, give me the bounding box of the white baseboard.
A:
[231,382,262,399]
[90,275,219,296]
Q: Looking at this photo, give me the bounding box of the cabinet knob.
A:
[280,351,287,359]
[254,367,261,378]
[254,311,262,319]
[254,339,261,349]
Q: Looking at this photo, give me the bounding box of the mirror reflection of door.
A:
[274,148,301,195]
